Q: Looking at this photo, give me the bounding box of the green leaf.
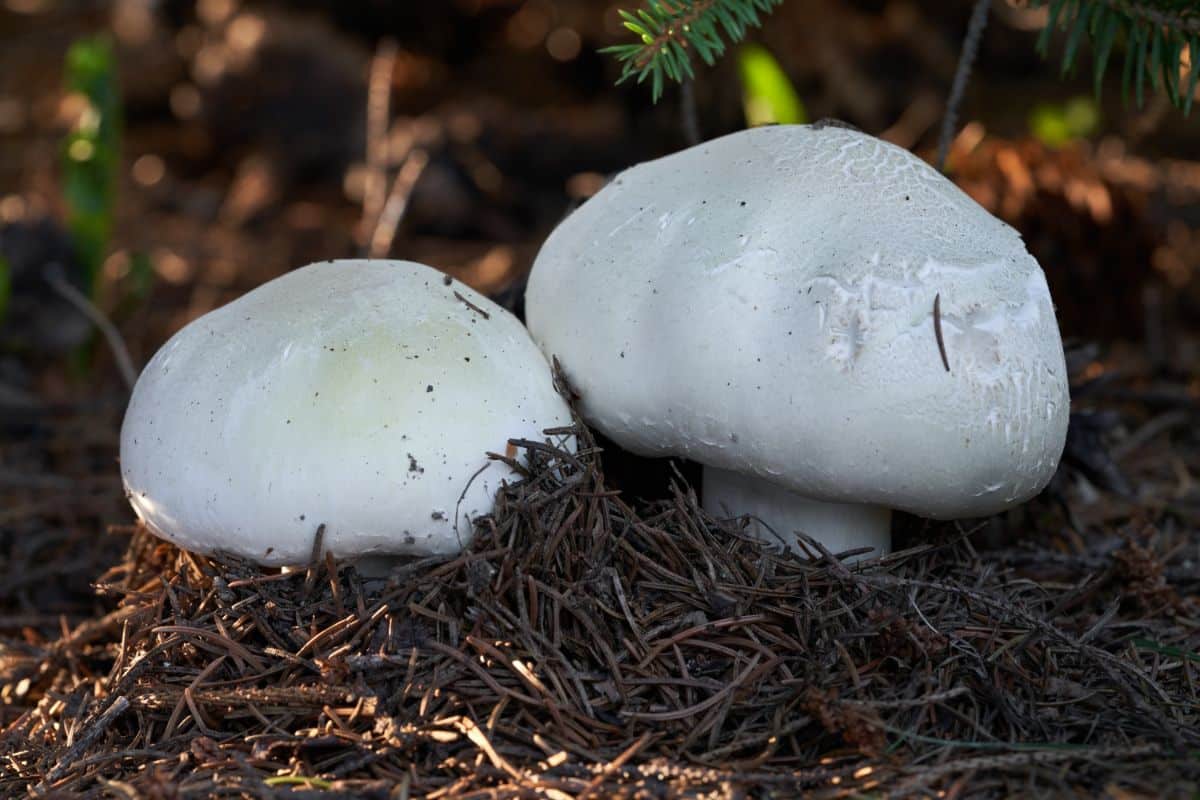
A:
[128,251,155,301]
[1063,95,1100,134]
[61,35,121,294]
[737,43,806,127]
[1030,104,1073,147]
[1029,95,1099,148]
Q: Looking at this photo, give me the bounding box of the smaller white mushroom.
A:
[526,124,1070,560]
[120,259,572,566]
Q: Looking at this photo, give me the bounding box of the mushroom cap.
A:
[526,124,1069,520]
[121,260,572,565]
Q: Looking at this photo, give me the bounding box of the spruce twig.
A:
[1094,0,1200,33]
[1032,0,1200,114]
[604,0,1199,115]
[603,0,785,101]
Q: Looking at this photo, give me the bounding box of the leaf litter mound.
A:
[2,398,1199,798]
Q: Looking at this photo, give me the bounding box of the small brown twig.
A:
[368,149,430,259]
[452,290,491,320]
[44,269,138,390]
[360,38,398,253]
[42,696,130,784]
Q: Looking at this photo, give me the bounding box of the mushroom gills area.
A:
[702,466,891,561]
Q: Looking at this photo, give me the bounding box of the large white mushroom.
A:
[121,259,572,566]
[526,124,1069,559]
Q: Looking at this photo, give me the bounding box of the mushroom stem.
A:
[702,466,891,561]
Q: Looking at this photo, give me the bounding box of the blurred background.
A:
[1,0,1198,623]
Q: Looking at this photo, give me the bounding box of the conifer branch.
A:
[602,0,785,101]
[1096,0,1200,34]
[603,0,1199,115]
[1031,0,1200,114]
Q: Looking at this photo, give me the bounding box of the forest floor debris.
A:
[2,384,1198,797]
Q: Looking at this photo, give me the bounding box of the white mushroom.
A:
[525,124,1069,559]
[121,259,572,566]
